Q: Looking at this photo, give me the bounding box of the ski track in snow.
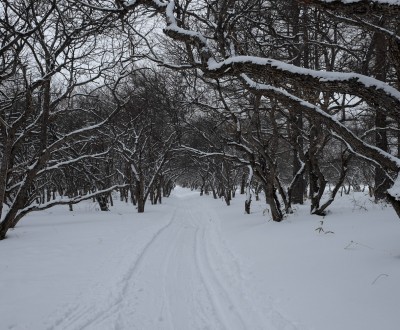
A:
[45,197,300,330]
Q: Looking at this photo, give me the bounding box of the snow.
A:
[1,188,400,329]
[164,2,208,46]
[207,56,400,102]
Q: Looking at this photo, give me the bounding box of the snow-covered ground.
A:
[1,187,400,330]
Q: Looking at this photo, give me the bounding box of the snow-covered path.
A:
[44,192,296,330]
[3,188,400,330]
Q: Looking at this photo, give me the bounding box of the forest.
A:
[1,0,400,240]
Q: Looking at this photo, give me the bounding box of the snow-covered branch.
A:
[239,74,400,172]
[16,184,126,218]
[297,0,400,15]
[205,56,400,116]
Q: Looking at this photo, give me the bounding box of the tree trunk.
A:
[292,154,305,204]
[109,193,114,207]
[374,22,391,201]
[245,200,251,214]
[150,190,155,204]
[387,193,400,218]
[224,189,231,206]
[136,179,145,213]
[211,186,217,199]
[264,185,283,222]
[157,183,162,204]
[313,154,350,215]
[129,184,136,205]
[96,194,109,211]
[0,218,13,240]
[244,165,253,214]
[240,172,246,194]
[0,203,23,239]
[290,1,306,205]
[137,197,145,213]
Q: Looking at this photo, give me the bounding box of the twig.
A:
[371,274,389,285]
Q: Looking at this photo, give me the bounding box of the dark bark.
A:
[289,1,305,205]
[297,0,400,16]
[387,193,400,218]
[136,178,145,213]
[275,175,292,214]
[291,116,305,205]
[313,154,351,216]
[205,60,400,118]
[264,185,283,222]
[224,189,231,206]
[96,194,109,211]
[240,172,246,194]
[132,188,137,205]
[137,198,145,213]
[245,199,251,214]
[307,125,328,214]
[211,186,217,199]
[374,26,391,201]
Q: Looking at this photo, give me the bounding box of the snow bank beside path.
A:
[213,192,400,330]
[0,200,175,330]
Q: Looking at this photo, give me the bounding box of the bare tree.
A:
[0,0,133,239]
